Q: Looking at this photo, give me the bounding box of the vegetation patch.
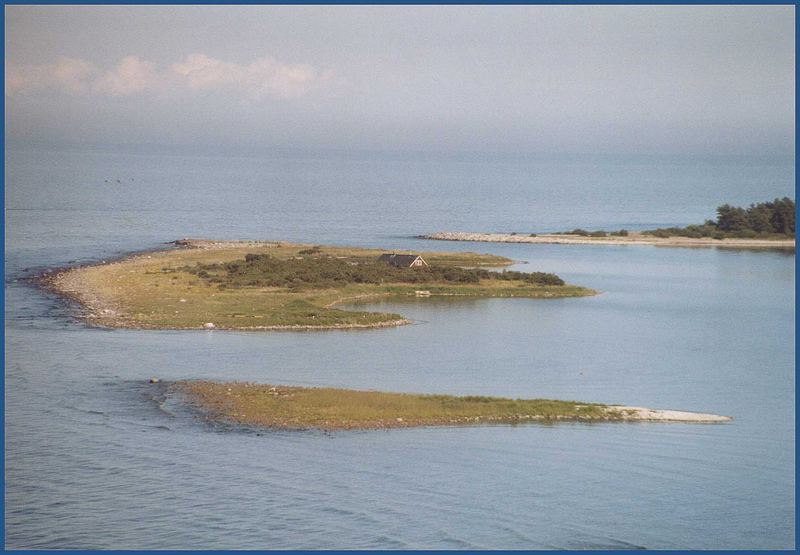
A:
[183,253,565,290]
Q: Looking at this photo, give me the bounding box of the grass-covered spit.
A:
[45,239,594,330]
[175,381,619,430]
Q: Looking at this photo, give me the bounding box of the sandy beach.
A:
[610,406,732,423]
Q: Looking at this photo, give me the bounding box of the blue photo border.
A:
[0,2,795,554]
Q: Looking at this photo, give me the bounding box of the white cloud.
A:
[170,54,321,99]
[6,53,331,100]
[93,56,159,96]
[5,56,96,95]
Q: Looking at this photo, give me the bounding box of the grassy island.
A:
[45,239,594,330]
[173,381,732,430]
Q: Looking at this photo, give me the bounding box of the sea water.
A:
[4,146,795,549]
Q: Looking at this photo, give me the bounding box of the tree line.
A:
[644,198,795,239]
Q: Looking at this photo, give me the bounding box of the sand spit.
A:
[422,231,795,250]
[609,406,732,423]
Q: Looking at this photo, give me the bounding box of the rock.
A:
[149,377,160,384]
[179,298,187,303]
[203,322,216,329]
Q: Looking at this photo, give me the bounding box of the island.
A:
[172,380,732,430]
[422,198,796,249]
[41,239,595,331]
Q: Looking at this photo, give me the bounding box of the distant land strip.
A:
[421,231,795,250]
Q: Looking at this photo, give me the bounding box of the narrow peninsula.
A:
[421,231,795,249]
[422,198,796,250]
[42,239,594,331]
[174,381,732,431]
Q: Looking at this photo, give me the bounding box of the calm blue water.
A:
[4,147,795,549]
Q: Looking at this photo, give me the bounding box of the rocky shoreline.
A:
[421,231,796,249]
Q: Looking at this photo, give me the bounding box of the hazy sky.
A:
[4,6,795,157]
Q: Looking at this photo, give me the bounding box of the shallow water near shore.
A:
[5,147,795,549]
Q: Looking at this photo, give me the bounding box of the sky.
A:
[4,5,795,158]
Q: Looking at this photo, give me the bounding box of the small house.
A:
[377,253,428,268]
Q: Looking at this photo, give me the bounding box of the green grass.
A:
[175,381,620,430]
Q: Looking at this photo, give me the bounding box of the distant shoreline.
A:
[421,231,795,250]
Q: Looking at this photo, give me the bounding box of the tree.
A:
[769,197,795,235]
[746,204,773,233]
[716,204,749,232]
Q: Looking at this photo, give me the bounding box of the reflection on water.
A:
[4,148,795,549]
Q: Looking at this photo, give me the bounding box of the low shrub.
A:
[184,254,565,290]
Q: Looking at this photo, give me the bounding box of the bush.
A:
[610,229,629,237]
